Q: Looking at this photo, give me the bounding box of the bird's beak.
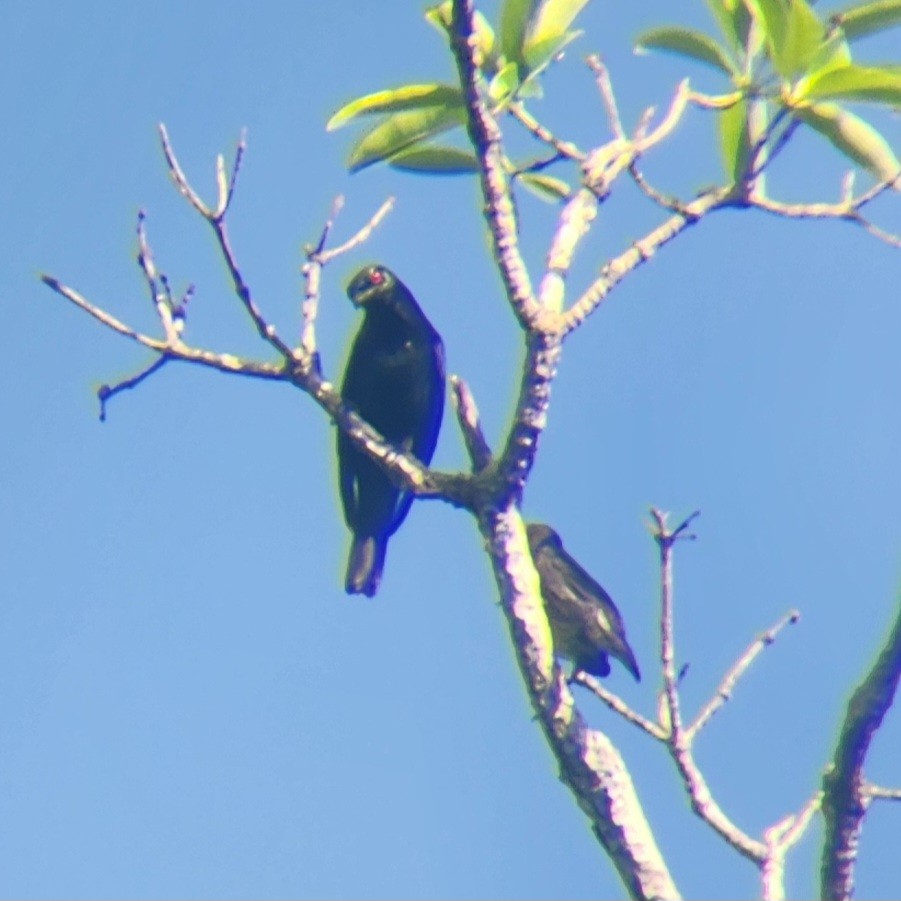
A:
[347,281,372,308]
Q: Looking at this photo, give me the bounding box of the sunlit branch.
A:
[562,187,730,334]
[762,791,824,901]
[575,672,669,740]
[687,610,801,740]
[450,375,493,473]
[449,0,539,328]
[508,101,586,161]
[301,195,395,361]
[158,124,295,360]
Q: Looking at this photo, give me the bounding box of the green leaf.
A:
[706,0,754,51]
[489,61,521,102]
[529,0,591,39]
[327,84,463,131]
[524,0,590,63]
[829,0,901,41]
[718,98,752,182]
[794,101,900,180]
[780,0,827,75]
[517,172,572,201]
[347,106,466,173]
[500,0,541,67]
[804,30,852,80]
[523,28,583,74]
[746,0,789,72]
[426,2,498,68]
[388,144,479,174]
[635,26,737,75]
[807,64,901,104]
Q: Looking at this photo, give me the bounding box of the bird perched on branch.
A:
[526,522,641,681]
[337,264,445,597]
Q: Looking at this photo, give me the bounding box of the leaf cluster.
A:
[636,0,900,182]
[327,0,900,191]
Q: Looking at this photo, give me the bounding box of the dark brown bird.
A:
[527,522,641,681]
[337,264,445,597]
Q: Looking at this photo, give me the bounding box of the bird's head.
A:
[347,264,397,308]
[526,522,562,553]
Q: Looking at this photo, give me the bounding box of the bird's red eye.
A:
[369,269,385,285]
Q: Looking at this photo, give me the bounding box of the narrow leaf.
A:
[794,101,900,180]
[718,98,752,182]
[780,0,827,75]
[523,28,582,74]
[347,106,466,173]
[706,0,754,50]
[829,0,901,40]
[327,84,462,131]
[635,26,737,75]
[746,0,790,73]
[388,144,479,174]
[489,61,521,102]
[518,172,572,201]
[804,31,852,80]
[525,0,590,55]
[807,63,901,105]
[500,0,541,66]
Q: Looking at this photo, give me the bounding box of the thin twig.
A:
[98,357,169,422]
[450,375,493,473]
[651,508,768,864]
[157,124,296,360]
[762,791,823,901]
[574,672,669,740]
[300,196,395,360]
[136,211,182,344]
[40,275,285,379]
[687,609,801,740]
[586,55,625,140]
[628,165,691,213]
[751,185,901,248]
[866,784,901,801]
[215,129,247,219]
[508,102,586,161]
[562,187,731,334]
[319,196,395,265]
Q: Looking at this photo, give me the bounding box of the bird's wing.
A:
[337,432,360,523]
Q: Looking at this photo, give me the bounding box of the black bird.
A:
[526,522,641,681]
[337,264,445,597]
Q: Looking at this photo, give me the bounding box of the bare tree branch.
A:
[561,187,731,335]
[762,791,823,901]
[687,610,801,740]
[750,175,901,248]
[158,124,296,360]
[866,783,901,801]
[449,0,539,329]
[300,195,395,361]
[41,181,475,512]
[450,375,493,473]
[98,357,170,422]
[651,509,768,864]
[481,507,681,901]
[507,101,586,161]
[574,672,669,741]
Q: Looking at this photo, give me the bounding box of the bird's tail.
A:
[345,535,387,597]
[616,644,642,682]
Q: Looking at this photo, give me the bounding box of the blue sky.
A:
[2,1,899,898]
